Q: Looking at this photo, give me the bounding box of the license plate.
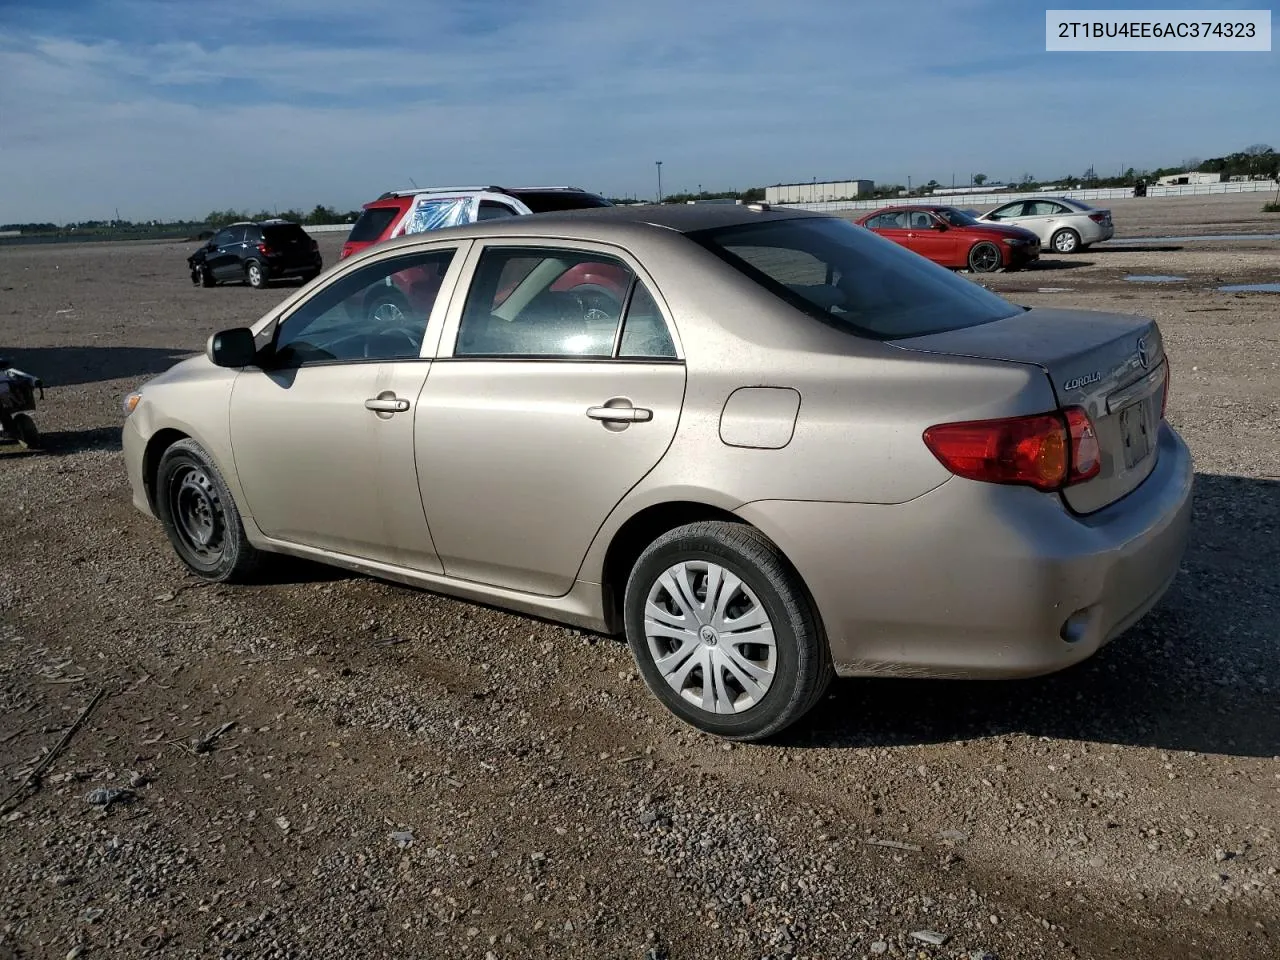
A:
[1119,399,1151,469]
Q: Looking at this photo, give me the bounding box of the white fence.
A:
[775,180,1277,212]
[305,223,355,234]
[1146,179,1278,197]
[782,187,1136,213]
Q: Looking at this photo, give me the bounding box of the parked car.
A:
[124,204,1191,741]
[340,185,614,261]
[854,205,1041,272]
[188,220,322,289]
[976,197,1115,253]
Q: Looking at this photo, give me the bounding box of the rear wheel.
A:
[1051,228,1081,254]
[245,260,268,288]
[623,521,832,741]
[154,438,265,582]
[967,241,1003,273]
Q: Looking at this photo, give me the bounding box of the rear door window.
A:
[691,216,1019,340]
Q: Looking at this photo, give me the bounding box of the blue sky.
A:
[0,0,1275,222]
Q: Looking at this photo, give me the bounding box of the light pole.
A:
[655,161,663,204]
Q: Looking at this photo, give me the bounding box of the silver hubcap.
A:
[644,561,776,715]
[1054,232,1076,252]
[249,264,261,283]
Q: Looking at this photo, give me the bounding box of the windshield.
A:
[689,216,1021,340]
[936,207,980,226]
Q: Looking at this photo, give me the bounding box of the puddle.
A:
[1124,275,1187,283]
[1106,232,1280,244]
[1217,283,1280,293]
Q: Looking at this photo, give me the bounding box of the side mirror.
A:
[207,327,259,368]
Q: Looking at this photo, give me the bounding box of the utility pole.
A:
[655,161,663,204]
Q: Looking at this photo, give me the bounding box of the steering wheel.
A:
[363,326,422,358]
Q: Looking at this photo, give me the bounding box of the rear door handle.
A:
[365,397,410,413]
[587,404,652,423]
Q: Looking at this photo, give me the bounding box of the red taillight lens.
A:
[257,242,272,256]
[1088,213,1107,222]
[923,407,1099,491]
[1064,407,1101,482]
[340,243,354,260]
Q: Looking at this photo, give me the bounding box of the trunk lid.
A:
[892,306,1168,513]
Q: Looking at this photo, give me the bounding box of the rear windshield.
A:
[347,206,401,242]
[689,216,1020,340]
[509,191,614,213]
[261,224,310,244]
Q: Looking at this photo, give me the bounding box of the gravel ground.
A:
[2,198,1278,960]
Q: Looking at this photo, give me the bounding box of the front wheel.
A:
[967,241,1003,273]
[154,438,265,582]
[624,521,833,741]
[7,412,40,449]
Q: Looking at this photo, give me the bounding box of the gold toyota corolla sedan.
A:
[122,204,1193,740]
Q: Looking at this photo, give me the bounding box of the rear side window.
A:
[508,191,614,213]
[347,206,401,243]
[691,217,1020,340]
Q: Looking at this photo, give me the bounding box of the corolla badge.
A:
[1137,336,1150,369]
[1062,371,1102,391]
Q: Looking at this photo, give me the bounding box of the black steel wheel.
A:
[154,438,265,582]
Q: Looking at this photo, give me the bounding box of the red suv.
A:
[339,185,614,260]
[855,205,1040,273]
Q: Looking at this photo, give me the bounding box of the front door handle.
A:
[587,403,652,423]
[365,397,410,413]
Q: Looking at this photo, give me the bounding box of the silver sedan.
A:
[978,196,1116,253]
[121,204,1191,740]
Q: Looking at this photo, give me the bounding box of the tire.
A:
[1050,228,1081,254]
[245,260,268,289]
[301,270,321,284]
[199,264,215,287]
[10,412,39,449]
[154,438,265,583]
[967,241,1003,273]
[623,520,833,741]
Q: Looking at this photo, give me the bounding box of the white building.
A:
[766,179,874,204]
[1156,171,1222,186]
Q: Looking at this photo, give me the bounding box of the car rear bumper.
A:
[735,422,1194,679]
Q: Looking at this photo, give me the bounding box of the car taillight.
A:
[1088,213,1107,223]
[340,243,354,259]
[922,407,1099,492]
[1160,361,1170,418]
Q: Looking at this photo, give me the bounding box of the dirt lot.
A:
[2,196,1278,960]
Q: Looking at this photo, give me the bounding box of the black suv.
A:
[188,220,322,289]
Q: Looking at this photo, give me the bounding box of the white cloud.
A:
[0,0,1274,222]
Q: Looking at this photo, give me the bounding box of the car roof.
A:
[350,202,823,256]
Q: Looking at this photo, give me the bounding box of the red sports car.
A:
[855,205,1040,273]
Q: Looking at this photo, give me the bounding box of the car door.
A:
[208,228,244,279]
[983,201,1027,229]
[227,242,469,570]
[1015,200,1064,244]
[414,240,686,596]
[903,209,954,265]
[866,210,912,251]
